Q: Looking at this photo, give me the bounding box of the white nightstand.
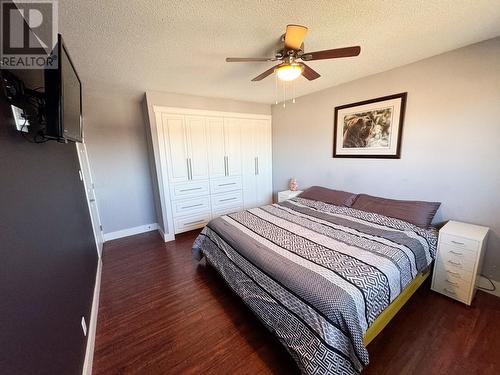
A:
[431,221,489,305]
[277,190,303,202]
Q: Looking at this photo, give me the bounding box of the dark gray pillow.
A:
[351,194,441,228]
[298,186,358,207]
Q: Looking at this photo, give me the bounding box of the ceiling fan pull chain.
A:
[275,74,278,105]
[283,80,286,108]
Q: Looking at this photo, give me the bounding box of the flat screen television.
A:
[45,34,83,142]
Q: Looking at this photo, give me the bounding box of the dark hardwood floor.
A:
[93,230,500,374]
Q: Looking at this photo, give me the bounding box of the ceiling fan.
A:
[226,25,361,82]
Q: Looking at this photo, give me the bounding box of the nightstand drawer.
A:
[437,244,477,272]
[278,190,303,202]
[440,233,479,252]
[433,265,472,303]
[434,261,473,285]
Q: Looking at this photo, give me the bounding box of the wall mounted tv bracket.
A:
[0,70,47,134]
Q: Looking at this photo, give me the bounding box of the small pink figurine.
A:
[289,177,298,192]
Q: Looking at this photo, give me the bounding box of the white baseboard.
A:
[158,225,175,242]
[82,258,102,375]
[478,276,500,298]
[103,223,159,242]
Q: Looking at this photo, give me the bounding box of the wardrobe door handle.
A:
[224,156,229,176]
[186,158,190,180]
[254,157,258,175]
[188,158,193,180]
[256,157,259,175]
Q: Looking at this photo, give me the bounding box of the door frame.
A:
[76,142,104,257]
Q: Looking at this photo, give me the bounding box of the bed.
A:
[192,196,438,374]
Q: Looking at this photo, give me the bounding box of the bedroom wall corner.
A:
[83,85,157,236]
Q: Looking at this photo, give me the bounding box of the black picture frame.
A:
[333,92,407,159]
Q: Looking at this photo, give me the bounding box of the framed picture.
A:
[333,92,407,158]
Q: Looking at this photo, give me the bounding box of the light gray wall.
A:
[143,91,271,233]
[272,37,500,280]
[83,88,157,234]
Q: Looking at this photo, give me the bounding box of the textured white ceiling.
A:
[58,0,500,104]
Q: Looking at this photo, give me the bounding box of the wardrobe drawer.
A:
[170,181,210,200]
[211,190,243,209]
[210,176,242,194]
[439,233,479,252]
[172,196,211,217]
[174,213,211,234]
[437,244,477,272]
[212,204,244,218]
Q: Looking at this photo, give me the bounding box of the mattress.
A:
[192,197,438,374]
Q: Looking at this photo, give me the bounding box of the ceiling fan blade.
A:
[284,24,308,50]
[300,63,321,80]
[226,57,274,62]
[251,65,278,81]
[301,46,361,61]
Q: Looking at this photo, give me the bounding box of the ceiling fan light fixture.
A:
[275,63,303,81]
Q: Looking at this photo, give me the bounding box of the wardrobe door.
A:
[163,114,189,183]
[255,119,273,206]
[223,118,242,176]
[207,117,226,178]
[241,119,258,209]
[185,116,209,180]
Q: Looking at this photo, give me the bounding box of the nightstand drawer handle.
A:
[447,260,461,266]
[446,270,461,278]
[451,240,465,246]
[443,288,456,295]
[445,279,459,286]
[449,250,463,256]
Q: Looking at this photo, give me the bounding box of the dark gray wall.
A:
[0,87,98,374]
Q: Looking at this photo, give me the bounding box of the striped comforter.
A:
[192,197,438,374]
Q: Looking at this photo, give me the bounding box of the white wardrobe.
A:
[150,107,272,240]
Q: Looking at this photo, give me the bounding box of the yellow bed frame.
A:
[363,269,430,346]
